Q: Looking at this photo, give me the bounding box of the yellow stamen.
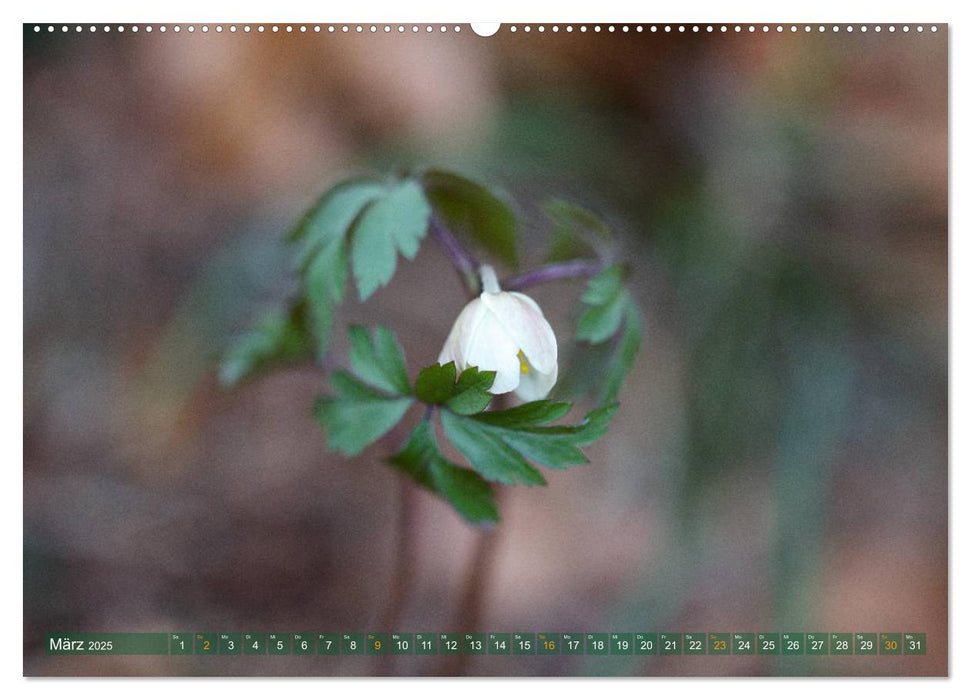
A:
[518,350,530,374]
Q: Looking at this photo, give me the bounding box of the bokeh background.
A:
[23,23,947,676]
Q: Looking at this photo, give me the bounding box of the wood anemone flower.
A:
[438,265,558,401]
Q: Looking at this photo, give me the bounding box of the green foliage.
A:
[350,180,432,301]
[473,399,573,428]
[439,409,547,486]
[304,239,347,357]
[577,265,627,343]
[288,177,434,356]
[226,169,527,375]
[313,325,415,456]
[390,420,498,525]
[600,299,643,405]
[423,169,519,268]
[291,179,384,354]
[414,362,495,415]
[310,338,617,519]
[290,178,386,269]
[222,169,635,526]
[348,325,411,395]
[219,301,313,387]
[314,371,414,457]
[543,198,609,262]
[571,265,644,405]
[440,401,617,485]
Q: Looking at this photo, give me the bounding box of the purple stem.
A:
[502,259,605,291]
[429,216,480,296]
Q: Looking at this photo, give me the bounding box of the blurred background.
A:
[23,24,947,676]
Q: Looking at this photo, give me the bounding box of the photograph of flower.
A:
[23,21,947,677]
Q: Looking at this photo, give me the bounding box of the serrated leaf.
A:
[329,369,383,401]
[314,371,413,456]
[423,169,519,268]
[577,289,628,343]
[414,361,457,404]
[440,410,546,486]
[290,179,387,355]
[348,325,411,395]
[443,403,616,471]
[576,265,628,344]
[472,400,572,428]
[581,265,624,305]
[415,362,495,415]
[432,459,500,524]
[350,179,432,301]
[307,237,348,304]
[447,366,496,415]
[557,297,643,405]
[581,404,620,443]
[290,178,386,269]
[493,430,588,468]
[219,301,312,387]
[518,403,619,445]
[304,237,347,354]
[389,420,498,525]
[600,300,643,405]
[387,418,437,489]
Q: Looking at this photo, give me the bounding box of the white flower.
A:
[438,265,558,401]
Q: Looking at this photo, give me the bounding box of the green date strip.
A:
[45,632,928,656]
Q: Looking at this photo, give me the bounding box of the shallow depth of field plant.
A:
[221,169,642,526]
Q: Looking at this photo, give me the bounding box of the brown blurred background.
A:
[23,24,947,676]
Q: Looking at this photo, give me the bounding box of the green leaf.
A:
[577,291,628,343]
[389,420,498,525]
[350,179,432,301]
[576,265,628,344]
[492,430,588,468]
[304,237,347,354]
[314,371,413,456]
[423,169,519,268]
[544,198,611,239]
[289,179,387,354]
[472,400,572,428]
[447,366,497,415]
[581,265,624,305]
[600,299,643,405]
[414,361,458,404]
[440,410,546,486]
[557,294,643,405]
[219,301,312,387]
[329,369,384,401]
[543,198,610,263]
[415,362,495,415]
[441,402,616,474]
[290,178,386,269]
[387,419,436,489]
[517,404,619,446]
[348,325,411,395]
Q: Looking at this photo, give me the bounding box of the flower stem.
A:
[436,489,506,676]
[429,216,480,297]
[501,259,605,291]
[478,265,501,294]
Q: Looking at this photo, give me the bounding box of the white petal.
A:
[437,298,485,367]
[480,291,558,374]
[459,305,522,394]
[514,360,558,401]
[437,296,522,394]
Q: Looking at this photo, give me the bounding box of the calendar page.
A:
[22,20,947,678]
